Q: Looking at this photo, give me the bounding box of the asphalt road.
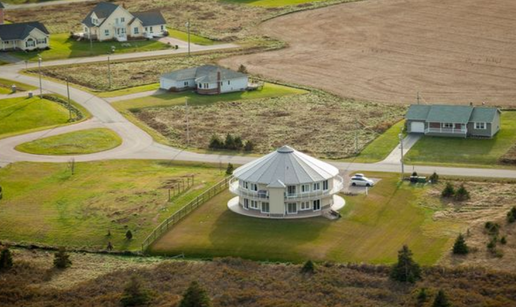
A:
[1,47,516,179]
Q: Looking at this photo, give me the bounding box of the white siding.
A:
[220,76,248,93]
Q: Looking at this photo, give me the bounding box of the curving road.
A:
[1,48,516,179]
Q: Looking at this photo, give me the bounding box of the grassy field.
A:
[97,83,161,98]
[0,96,72,139]
[0,78,37,94]
[354,120,405,162]
[0,160,225,251]
[405,111,516,167]
[12,33,170,61]
[132,91,403,159]
[15,128,122,155]
[224,0,330,7]
[167,28,215,45]
[150,173,464,265]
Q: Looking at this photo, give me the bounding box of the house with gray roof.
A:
[406,104,501,138]
[160,65,249,95]
[227,145,345,218]
[81,2,166,42]
[0,2,50,51]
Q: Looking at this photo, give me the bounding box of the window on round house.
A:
[313,182,320,191]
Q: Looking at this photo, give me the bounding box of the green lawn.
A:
[223,0,330,7]
[405,111,516,167]
[150,173,463,265]
[0,96,71,139]
[167,28,215,46]
[354,120,405,162]
[0,160,225,251]
[111,83,307,146]
[97,83,161,98]
[15,128,122,155]
[11,33,171,61]
[0,78,37,94]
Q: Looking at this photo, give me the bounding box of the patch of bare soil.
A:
[221,0,516,106]
[423,180,516,271]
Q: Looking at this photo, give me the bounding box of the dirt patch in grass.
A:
[419,180,516,271]
[134,91,404,159]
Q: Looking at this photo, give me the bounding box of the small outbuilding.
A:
[228,145,345,219]
[160,65,248,95]
[406,104,501,138]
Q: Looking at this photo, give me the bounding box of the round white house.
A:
[228,145,345,219]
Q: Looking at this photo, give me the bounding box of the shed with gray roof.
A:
[406,104,501,138]
[160,65,249,95]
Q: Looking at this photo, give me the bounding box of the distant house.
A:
[160,65,249,95]
[81,2,167,42]
[0,2,50,51]
[406,104,501,138]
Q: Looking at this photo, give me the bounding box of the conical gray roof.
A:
[233,145,339,185]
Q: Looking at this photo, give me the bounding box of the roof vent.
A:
[277,145,294,153]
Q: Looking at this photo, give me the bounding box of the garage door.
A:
[411,122,425,133]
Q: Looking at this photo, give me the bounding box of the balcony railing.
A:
[426,127,467,134]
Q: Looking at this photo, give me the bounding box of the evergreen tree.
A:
[429,172,439,184]
[244,140,254,152]
[441,182,455,198]
[417,288,428,304]
[234,136,244,150]
[432,289,451,307]
[500,236,507,245]
[389,245,421,283]
[452,234,469,255]
[225,163,234,176]
[301,260,315,274]
[53,247,72,269]
[126,230,133,240]
[0,248,13,270]
[180,281,211,307]
[507,207,516,223]
[454,184,470,201]
[237,64,248,74]
[209,135,223,150]
[120,275,151,307]
[224,134,235,150]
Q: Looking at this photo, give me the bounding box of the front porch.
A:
[425,122,467,138]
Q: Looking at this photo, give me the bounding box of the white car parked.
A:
[350,176,374,187]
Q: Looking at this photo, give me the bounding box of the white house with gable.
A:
[81,2,167,42]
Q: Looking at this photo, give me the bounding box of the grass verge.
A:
[0,77,38,94]
[354,120,405,162]
[167,28,215,45]
[15,128,122,155]
[0,160,225,251]
[150,172,463,265]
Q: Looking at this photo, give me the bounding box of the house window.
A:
[26,39,35,48]
[287,203,297,214]
[250,183,258,191]
[313,182,320,191]
[313,200,321,211]
[134,27,139,34]
[105,29,110,36]
[150,26,154,33]
[475,122,486,130]
[161,25,164,31]
[250,200,258,209]
[301,184,310,193]
[121,17,125,22]
[228,80,231,85]
[204,83,208,89]
[300,201,311,211]
[261,202,269,213]
[244,181,249,189]
[145,27,148,32]
[323,180,329,191]
[443,123,453,129]
[243,198,249,209]
[287,185,296,196]
[92,18,98,25]
[84,27,89,33]
[37,38,47,44]
[184,81,189,86]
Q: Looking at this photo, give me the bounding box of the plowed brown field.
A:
[221,0,516,106]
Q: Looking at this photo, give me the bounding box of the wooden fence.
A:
[141,176,232,252]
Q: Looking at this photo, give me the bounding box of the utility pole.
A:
[186,19,191,57]
[185,97,190,146]
[90,33,93,56]
[107,56,112,89]
[417,91,420,104]
[38,55,42,98]
[66,79,72,121]
[399,133,404,180]
[354,118,359,154]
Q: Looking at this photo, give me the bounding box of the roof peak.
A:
[277,145,294,153]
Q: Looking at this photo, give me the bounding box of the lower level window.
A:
[287,203,297,214]
[26,39,35,47]
[300,201,311,211]
[313,199,321,211]
[37,38,47,44]
[243,198,249,209]
[443,123,453,129]
[475,122,486,129]
[250,200,258,209]
[261,202,269,213]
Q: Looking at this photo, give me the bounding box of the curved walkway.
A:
[1,49,516,179]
